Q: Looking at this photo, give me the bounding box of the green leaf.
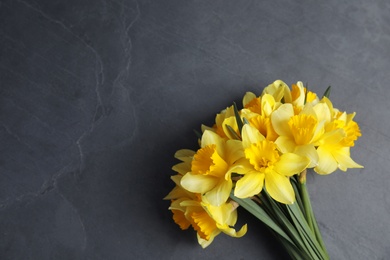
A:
[233,102,244,133]
[298,181,328,255]
[261,191,312,257]
[290,177,306,219]
[225,125,241,140]
[287,203,328,260]
[193,129,202,139]
[322,86,331,98]
[243,117,250,125]
[230,194,293,244]
[304,83,309,105]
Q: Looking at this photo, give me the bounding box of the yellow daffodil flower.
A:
[165,174,247,248]
[271,102,328,168]
[234,124,310,204]
[180,130,246,206]
[314,110,363,174]
[242,92,280,141]
[262,80,291,102]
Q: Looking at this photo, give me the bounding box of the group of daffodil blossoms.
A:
[164,80,363,248]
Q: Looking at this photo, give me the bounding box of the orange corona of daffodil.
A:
[234,124,310,204]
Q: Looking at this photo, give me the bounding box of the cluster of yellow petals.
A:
[165,80,363,248]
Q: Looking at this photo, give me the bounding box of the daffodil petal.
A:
[234,173,264,198]
[271,103,294,137]
[201,130,225,156]
[275,136,296,153]
[219,223,247,238]
[225,140,244,165]
[204,180,232,206]
[316,128,345,146]
[172,162,191,175]
[261,94,275,117]
[265,172,295,204]
[227,161,252,177]
[274,153,310,177]
[333,147,364,171]
[197,231,219,248]
[241,124,265,149]
[181,173,218,193]
[174,149,195,162]
[294,144,319,168]
[313,102,331,123]
[314,146,338,174]
[222,116,239,140]
[243,92,257,107]
[164,186,188,200]
[205,201,235,224]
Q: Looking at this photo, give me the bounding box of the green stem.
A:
[300,181,315,233]
[298,181,329,258]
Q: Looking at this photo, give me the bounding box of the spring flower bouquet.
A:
[164,80,363,259]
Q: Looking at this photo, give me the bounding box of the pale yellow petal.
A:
[174,149,195,162]
[181,173,218,193]
[201,130,225,156]
[274,153,310,177]
[241,124,265,149]
[225,140,244,165]
[204,180,232,206]
[271,103,294,137]
[226,158,254,177]
[275,136,296,153]
[314,146,338,174]
[292,82,305,107]
[201,124,214,133]
[172,162,191,175]
[219,223,247,238]
[265,172,295,204]
[316,128,345,146]
[197,231,219,248]
[205,201,235,224]
[222,116,240,140]
[294,144,319,168]
[333,147,364,171]
[234,173,264,198]
[263,80,290,102]
[261,94,275,117]
[170,174,182,186]
[243,92,257,107]
[313,102,331,123]
[164,186,188,200]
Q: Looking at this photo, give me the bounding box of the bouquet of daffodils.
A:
[164,80,363,259]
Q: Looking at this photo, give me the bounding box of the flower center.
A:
[191,144,228,177]
[244,97,262,114]
[288,114,317,145]
[190,211,217,241]
[244,140,279,172]
[249,115,278,141]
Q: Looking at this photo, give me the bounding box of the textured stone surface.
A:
[0,0,389,259]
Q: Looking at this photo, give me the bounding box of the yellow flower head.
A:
[314,110,363,174]
[234,124,310,204]
[165,178,247,249]
[181,130,245,206]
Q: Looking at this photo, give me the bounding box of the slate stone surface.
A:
[0,0,389,259]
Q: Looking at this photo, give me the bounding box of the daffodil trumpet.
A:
[165,80,363,259]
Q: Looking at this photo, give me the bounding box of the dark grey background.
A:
[0,0,389,259]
